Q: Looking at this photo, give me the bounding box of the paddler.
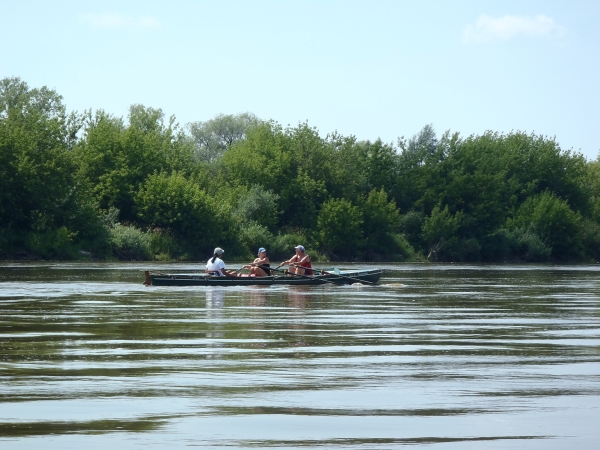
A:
[241,247,271,277]
[205,247,238,277]
[281,245,313,275]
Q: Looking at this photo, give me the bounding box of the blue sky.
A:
[2,0,599,159]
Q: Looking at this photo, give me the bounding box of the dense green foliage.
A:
[2,77,600,262]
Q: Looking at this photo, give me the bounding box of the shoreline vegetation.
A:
[2,77,600,263]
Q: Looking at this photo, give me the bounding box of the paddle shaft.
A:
[321,270,379,286]
[269,267,345,286]
[282,264,379,286]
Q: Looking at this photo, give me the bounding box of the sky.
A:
[1,0,599,159]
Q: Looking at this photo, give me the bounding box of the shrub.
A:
[135,171,218,254]
[481,229,516,261]
[0,228,19,258]
[511,191,582,259]
[445,237,481,262]
[360,188,401,258]
[260,232,325,262]
[399,210,425,251]
[422,205,462,246]
[148,228,179,261]
[422,205,463,260]
[513,228,551,262]
[25,226,78,260]
[389,233,415,261]
[317,198,363,259]
[269,232,307,261]
[238,221,274,259]
[109,224,151,260]
[580,219,600,261]
[233,185,280,231]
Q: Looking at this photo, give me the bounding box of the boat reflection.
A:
[248,288,267,307]
[206,288,225,309]
[205,288,225,358]
[285,287,313,348]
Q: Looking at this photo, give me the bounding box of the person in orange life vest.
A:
[281,245,313,275]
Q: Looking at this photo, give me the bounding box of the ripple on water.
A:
[0,263,599,449]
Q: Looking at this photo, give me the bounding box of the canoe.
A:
[143,268,382,286]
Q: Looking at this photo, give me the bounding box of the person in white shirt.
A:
[206,247,237,277]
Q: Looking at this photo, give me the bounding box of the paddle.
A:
[320,269,379,286]
[269,266,345,286]
[272,263,285,271]
[281,263,378,285]
[236,262,274,277]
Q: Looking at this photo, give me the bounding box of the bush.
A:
[580,219,600,261]
[66,198,112,258]
[360,188,401,258]
[513,228,551,262]
[0,228,19,258]
[389,233,415,261]
[238,221,274,259]
[481,229,515,261]
[511,191,582,259]
[422,205,462,246]
[135,171,218,254]
[399,210,425,251]
[109,224,152,260]
[269,232,307,261]
[422,205,463,261]
[148,228,180,261]
[317,198,363,259]
[25,226,78,260]
[233,185,280,232]
[430,236,481,262]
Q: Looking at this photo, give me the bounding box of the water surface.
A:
[1,262,599,449]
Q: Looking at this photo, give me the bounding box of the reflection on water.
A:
[206,289,225,359]
[0,262,599,449]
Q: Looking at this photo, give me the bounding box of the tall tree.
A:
[75,105,194,221]
[188,112,260,162]
[0,77,80,238]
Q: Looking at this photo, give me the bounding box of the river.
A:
[1,262,599,449]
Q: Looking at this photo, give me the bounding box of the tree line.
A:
[2,77,600,262]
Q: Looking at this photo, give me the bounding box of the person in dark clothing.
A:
[242,247,271,277]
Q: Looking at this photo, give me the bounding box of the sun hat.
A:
[258,247,266,253]
[214,247,224,255]
[294,245,305,252]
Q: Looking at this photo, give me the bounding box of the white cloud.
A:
[463,14,566,43]
[78,13,162,30]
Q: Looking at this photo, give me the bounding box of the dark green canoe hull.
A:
[145,269,382,286]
